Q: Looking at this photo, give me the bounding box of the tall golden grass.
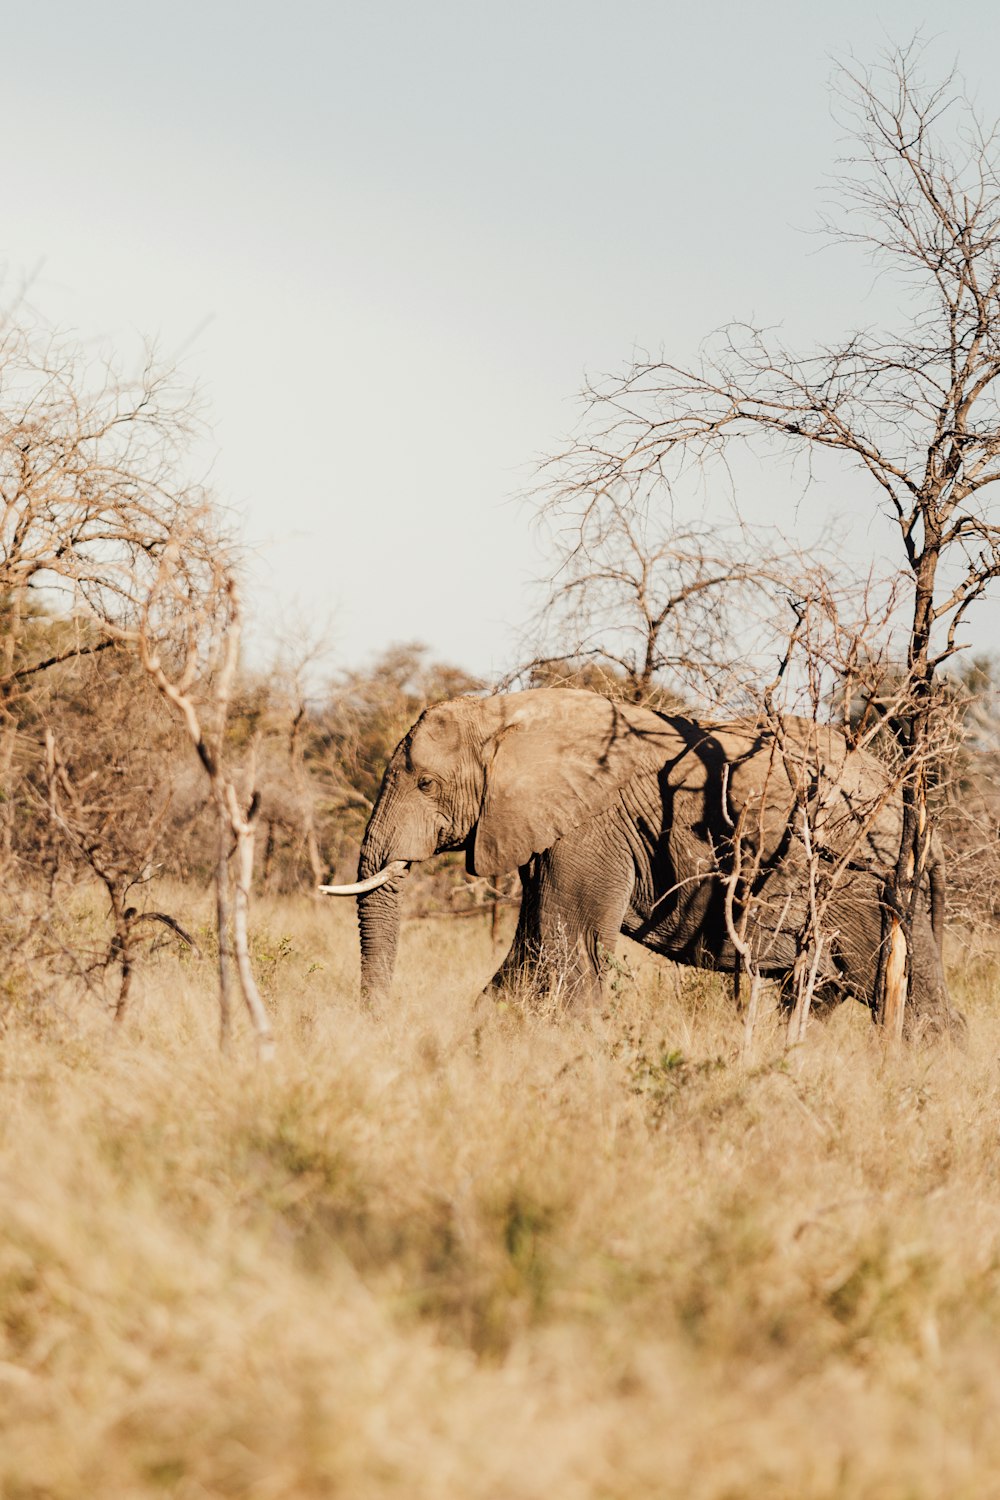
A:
[1,889,999,1498]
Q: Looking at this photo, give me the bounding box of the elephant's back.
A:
[660,713,903,870]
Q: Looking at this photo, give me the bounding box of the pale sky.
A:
[4,1,1000,679]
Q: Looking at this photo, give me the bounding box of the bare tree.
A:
[0,305,219,841]
[0,301,246,1020]
[526,478,800,707]
[537,41,1000,1032]
[120,549,275,1058]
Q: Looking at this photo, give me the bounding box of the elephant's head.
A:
[320,687,673,1005]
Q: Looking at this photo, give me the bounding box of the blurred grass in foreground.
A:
[1,888,998,1499]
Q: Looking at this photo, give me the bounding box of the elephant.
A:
[320,687,960,1038]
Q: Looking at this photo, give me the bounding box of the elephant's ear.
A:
[472,689,679,877]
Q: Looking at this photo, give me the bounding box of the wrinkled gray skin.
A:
[354,688,961,1039]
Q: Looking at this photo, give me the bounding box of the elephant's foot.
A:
[901,995,967,1046]
[481,951,603,1013]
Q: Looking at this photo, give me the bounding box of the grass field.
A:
[1,889,999,1498]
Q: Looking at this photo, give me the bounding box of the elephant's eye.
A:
[417,775,435,793]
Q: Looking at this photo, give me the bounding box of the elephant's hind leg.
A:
[821,884,964,1040]
[905,910,966,1041]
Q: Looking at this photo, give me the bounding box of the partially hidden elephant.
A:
[320,687,961,1038]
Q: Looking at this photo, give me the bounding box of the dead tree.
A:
[0,312,215,828]
[537,41,1000,1033]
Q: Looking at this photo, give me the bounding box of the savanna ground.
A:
[2,890,999,1500]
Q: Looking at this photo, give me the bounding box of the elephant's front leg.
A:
[484,858,544,997]
[485,827,635,1008]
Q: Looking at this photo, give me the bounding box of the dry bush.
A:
[1,889,998,1497]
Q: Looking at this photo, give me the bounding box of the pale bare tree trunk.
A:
[215,811,235,1051]
[739,973,764,1067]
[722,793,768,1067]
[225,781,274,1060]
[880,917,909,1044]
[784,803,826,1057]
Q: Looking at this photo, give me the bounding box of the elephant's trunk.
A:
[355,827,408,1008]
[357,882,402,1007]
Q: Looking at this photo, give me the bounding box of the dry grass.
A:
[2,890,1000,1498]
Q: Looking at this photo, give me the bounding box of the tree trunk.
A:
[215,807,235,1050]
[877,543,938,1034]
[231,809,275,1061]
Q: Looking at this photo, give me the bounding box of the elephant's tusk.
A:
[318,860,410,897]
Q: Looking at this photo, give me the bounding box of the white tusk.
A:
[318,860,409,897]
